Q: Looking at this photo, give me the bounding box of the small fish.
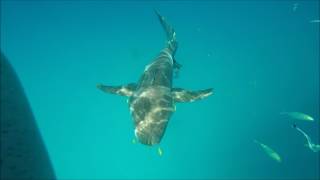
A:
[280,112,314,121]
[132,138,136,144]
[292,124,320,152]
[310,19,320,23]
[157,147,163,156]
[293,3,299,12]
[254,140,282,163]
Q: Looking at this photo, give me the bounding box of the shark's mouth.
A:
[134,128,157,145]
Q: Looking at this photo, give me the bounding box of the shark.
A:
[97,10,213,146]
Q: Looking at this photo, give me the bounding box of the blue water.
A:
[1,1,319,179]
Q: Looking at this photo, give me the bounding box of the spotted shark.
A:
[97,10,213,146]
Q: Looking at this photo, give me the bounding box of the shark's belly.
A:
[129,86,175,145]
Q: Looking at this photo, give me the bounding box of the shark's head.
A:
[129,87,174,146]
[134,118,167,146]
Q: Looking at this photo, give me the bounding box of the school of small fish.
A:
[253,3,319,163]
[254,111,318,163]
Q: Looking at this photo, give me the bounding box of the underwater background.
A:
[1,0,319,179]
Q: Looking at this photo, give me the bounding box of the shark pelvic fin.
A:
[97,83,137,97]
[172,88,213,103]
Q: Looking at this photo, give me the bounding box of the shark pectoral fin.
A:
[172,88,213,103]
[97,83,137,97]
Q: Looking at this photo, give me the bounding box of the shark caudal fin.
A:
[154,9,178,56]
[154,9,182,72]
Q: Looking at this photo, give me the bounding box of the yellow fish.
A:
[158,147,163,156]
[254,140,282,163]
[281,112,314,121]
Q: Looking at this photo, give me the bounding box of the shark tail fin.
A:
[154,9,178,56]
